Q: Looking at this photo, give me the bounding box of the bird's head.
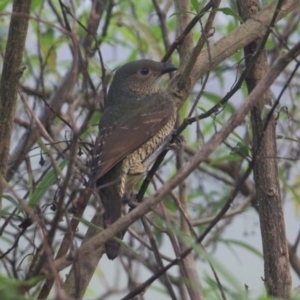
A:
[106,59,177,105]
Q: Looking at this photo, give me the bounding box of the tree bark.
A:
[237,0,292,298]
[0,0,31,207]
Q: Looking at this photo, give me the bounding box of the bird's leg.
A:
[122,193,138,209]
[167,134,185,151]
[122,170,144,206]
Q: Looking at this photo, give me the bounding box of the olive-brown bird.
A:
[90,59,177,260]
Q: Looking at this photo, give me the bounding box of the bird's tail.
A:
[97,165,124,260]
[99,190,123,260]
[105,240,121,260]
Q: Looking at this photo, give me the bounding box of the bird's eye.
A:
[139,67,149,75]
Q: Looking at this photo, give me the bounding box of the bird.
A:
[89,59,177,260]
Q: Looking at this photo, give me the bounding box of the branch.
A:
[238,0,292,297]
[167,0,300,108]
[0,0,31,204]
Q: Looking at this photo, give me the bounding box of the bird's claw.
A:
[122,193,138,208]
[168,135,185,151]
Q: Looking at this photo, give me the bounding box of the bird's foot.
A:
[122,193,138,208]
[168,134,185,151]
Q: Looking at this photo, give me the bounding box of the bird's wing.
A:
[90,93,175,184]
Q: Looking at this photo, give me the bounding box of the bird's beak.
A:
[161,62,177,74]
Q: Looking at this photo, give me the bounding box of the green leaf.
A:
[40,28,57,71]
[203,92,220,104]
[290,173,300,208]
[73,216,132,250]
[0,276,37,300]
[73,216,104,232]
[127,48,139,62]
[213,7,243,23]
[169,11,196,18]
[2,195,22,209]
[231,142,250,158]
[2,195,25,217]
[218,238,263,259]
[29,159,68,208]
[47,48,57,72]
[0,207,17,217]
[277,135,300,143]
[0,0,10,11]
[209,154,242,165]
[191,0,199,13]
